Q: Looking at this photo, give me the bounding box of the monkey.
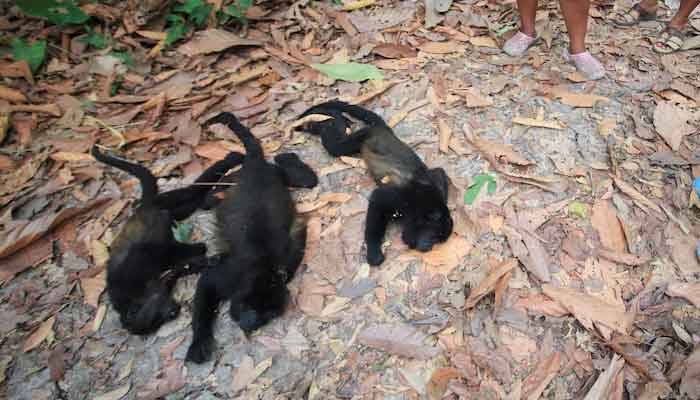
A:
[185,112,318,364]
[297,100,453,267]
[91,145,244,335]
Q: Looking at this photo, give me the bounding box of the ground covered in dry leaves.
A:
[1,0,700,399]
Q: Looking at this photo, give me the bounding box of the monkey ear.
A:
[426,168,449,201]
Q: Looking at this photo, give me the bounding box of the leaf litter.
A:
[1,1,700,399]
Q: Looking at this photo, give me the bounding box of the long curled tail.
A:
[206,112,263,160]
[91,145,158,204]
[300,100,387,128]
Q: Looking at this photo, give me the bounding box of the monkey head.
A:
[119,279,180,335]
[400,180,453,252]
[229,270,289,335]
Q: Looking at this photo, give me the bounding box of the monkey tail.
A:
[91,145,158,204]
[206,112,263,160]
[300,100,387,127]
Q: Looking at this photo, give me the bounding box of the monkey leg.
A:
[364,187,399,266]
[278,218,307,282]
[156,152,244,220]
[273,153,318,189]
[426,167,450,200]
[186,270,224,363]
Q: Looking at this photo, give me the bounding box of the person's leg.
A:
[503,0,539,57]
[669,0,700,30]
[559,0,605,80]
[612,0,658,26]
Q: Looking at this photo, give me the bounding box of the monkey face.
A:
[229,273,289,335]
[401,189,453,252]
[121,282,180,335]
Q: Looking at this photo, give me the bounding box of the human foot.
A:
[503,31,538,57]
[653,26,685,54]
[565,51,606,80]
[611,3,657,26]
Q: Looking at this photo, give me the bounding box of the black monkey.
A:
[298,100,453,266]
[186,112,317,364]
[91,146,243,335]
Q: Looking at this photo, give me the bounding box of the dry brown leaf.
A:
[0,113,9,144]
[512,116,565,130]
[48,344,67,382]
[466,336,513,385]
[418,41,464,54]
[23,316,55,352]
[611,176,663,215]
[680,347,700,399]
[50,151,94,163]
[667,226,700,277]
[597,249,649,266]
[549,87,609,108]
[0,84,27,103]
[463,87,493,108]
[372,43,417,59]
[0,199,107,259]
[437,118,452,154]
[465,130,534,166]
[427,368,461,400]
[515,294,569,317]
[358,323,441,360]
[387,99,429,127]
[409,235,472,275]
[297,192,352,213]
[469,36,498,48]
[81,269,106,308]
[522,352,562,400]
[177,29,260,56]
[598,118,617,137]
[194,140,245,160]
[666,282,700,308]
[0,60,34,84]
[653,101,694,151]
[94,383,131,400]
[583,355,625,400]
[374,58,412,70]
[465,258,517,308]
[320,296,351,317]
[542,284,635,337]
[638,381,672,400]
[591,199,626,252]
[136,360,187,400]
[231,356,272,393]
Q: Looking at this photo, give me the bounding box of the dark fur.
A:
[186,112,317,364]
[91,146,243,335]
[298,100,453,266]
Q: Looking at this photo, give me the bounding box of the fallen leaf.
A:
[372,43,417,59]
[680,347,700,399]
[598,118,617,137]
[94,383,131,400]
[48,344,67,382]
[387,99,429,127]
[583,355,625,400]
[137,360,187,400]
[469,36,498,48]
[281,326,309,358]
[666,282,700,308]
[591,199,626,252]
[522,352,562,400]
[462,87,493,108]
[502,225,551,282]
[464,130,534,166]
[359,323,441,360]
[419,41,464,54]
[515,294,569,317]
[0,84,27,102]
[466,336,513,385]
[194,140,244,160]
[177,29,260,56]
[50,151,94,163]
[611,176,663,215]
[23,316,55,352]
[465,258,517,308]
[427,368,461,400]
[549,87,609,108]
[597,249,649,266]
[437,119,451,153]
[653,101,694,151]
[231,356,272,393]
[81,269,106,308]
[0,199,108,259]
[542,285,635,338]
[320,296,351,317]
[638,381,672,400]
[512,116,565,130]
[409,235,472,274]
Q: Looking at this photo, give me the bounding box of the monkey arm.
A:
[273,153,318,188]
[365,186,400,266]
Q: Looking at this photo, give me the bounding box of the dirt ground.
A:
[1,1,700,399]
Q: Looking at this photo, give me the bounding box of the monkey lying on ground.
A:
[91,146,243,335]
[298,100,453,266]
[186,112,317,364]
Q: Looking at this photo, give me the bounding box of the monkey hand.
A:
[366,247,385,266]
[186,337,215,364]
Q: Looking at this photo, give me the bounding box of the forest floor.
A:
[1,1,700,399]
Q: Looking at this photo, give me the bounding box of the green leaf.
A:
[109,51,134,67]
[81,27,109,49]
[311,63,383,82]
[17,0,89,26]
[165,14,189,45]
[175,0,213,27]
[223,0,253,22]
[172,222,194,243]
[11,38,47,73]
[568,201,588,219]
[464,173,496,205]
